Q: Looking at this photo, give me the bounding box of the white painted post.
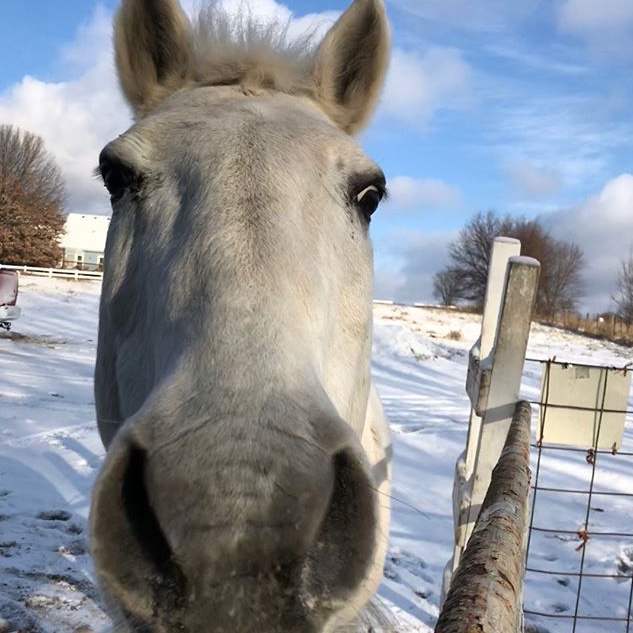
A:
[480,238,522,361]
[464,238,521,477]
[463,256,539,538]
[442,238,540,602]
[445,238,520,585]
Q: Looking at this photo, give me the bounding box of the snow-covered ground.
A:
[1,277,632,632]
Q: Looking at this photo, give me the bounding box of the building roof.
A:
[60,213,111,253]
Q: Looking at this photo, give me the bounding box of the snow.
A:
[1,278,632,632]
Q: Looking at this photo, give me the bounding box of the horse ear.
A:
[311,0,390,135]
[114,0,193,117]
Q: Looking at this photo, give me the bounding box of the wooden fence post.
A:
[436,401,533,633]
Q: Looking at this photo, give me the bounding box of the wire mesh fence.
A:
[523,358,633,633]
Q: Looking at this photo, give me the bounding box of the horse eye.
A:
[100,159,135,202]
[354,184,384,222]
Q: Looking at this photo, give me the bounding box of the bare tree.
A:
[0,124,66,266]
[538,240,584,318]
[446,211,500,305]
[432,267,462,306]
[612,252,633,324]
[510,220,584,318]
[436,211,584,317]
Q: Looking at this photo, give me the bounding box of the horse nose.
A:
[90,411,378,624]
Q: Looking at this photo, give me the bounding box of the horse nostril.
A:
[123,447,173,571]
[91,437,187,619]
[304,448,377,599]
[121,446,187,604]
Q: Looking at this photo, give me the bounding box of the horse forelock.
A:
[191,4,319,96]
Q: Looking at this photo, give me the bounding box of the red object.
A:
[0,270,18,307]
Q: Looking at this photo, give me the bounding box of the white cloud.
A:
[1,0,468,219]
[288,11,340,40]
[507,161,562,200]
[542,174,633,312]
[490,96,629,192]
[0,2,343,216]
[482,42,588,76]
[372,229,455,303]
[389,0,544,32]
[0,7,130,214]
[376,175,633,309]
[387,176,463,212]
[373,265,406,302]
[559,0,633,33]
[380,47,473,126]
[58,5,113,76]
[558,0,633,55]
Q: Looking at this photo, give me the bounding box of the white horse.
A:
[90,0,392,630]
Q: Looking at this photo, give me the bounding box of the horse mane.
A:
[190,3,321,95]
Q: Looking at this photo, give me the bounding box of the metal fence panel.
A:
[524,359,633,633]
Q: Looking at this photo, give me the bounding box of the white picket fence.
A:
[0,264,103,281]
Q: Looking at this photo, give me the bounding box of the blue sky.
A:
[2,0,633,311]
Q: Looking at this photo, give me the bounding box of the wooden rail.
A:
[0,264,103,281]
[436,401,532,633]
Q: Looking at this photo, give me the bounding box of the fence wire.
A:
[523,358,633,633]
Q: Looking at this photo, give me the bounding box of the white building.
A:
[60,213,111,270]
